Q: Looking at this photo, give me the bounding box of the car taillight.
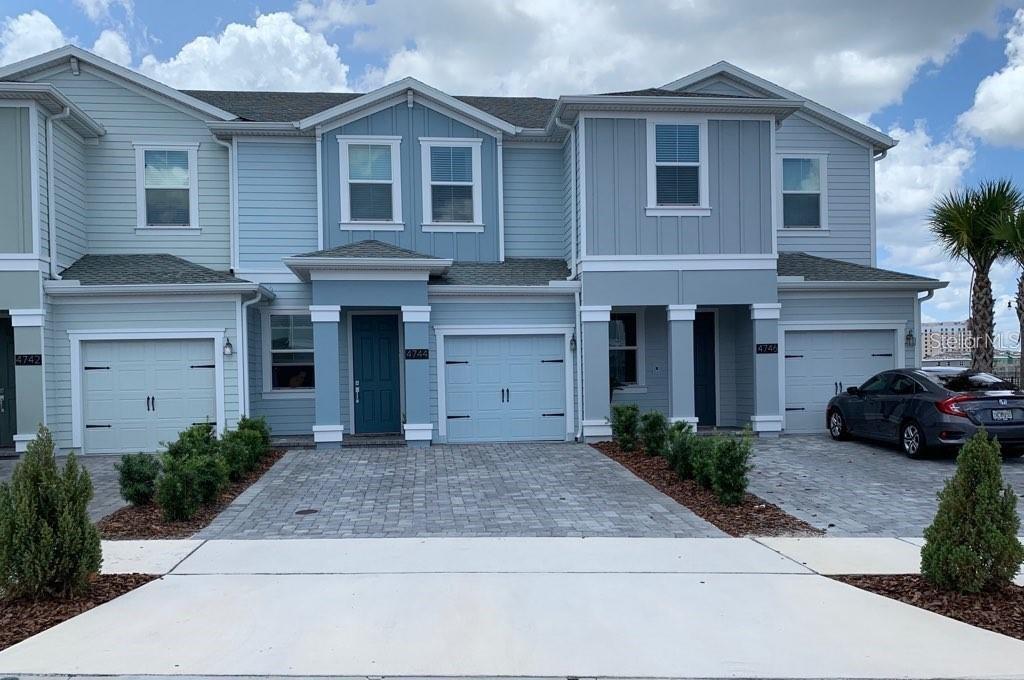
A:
[936,394,971,418]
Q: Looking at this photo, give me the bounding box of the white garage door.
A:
[444,335,566,443]
[784,329,897,434]
[83,339,217,454]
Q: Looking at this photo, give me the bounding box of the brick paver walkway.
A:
[0,453,128,521]
[198,443,722,539]
[750,435,1024,536]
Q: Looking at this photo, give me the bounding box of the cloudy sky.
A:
[3,0,1024,332]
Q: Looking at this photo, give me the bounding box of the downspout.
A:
[239,289,263,416]
[213,138,237,272]
[574,287,584,441]
[496,130,506,262]
[46,107,71,279]
[916,289,935,368]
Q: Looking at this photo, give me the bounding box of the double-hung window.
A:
[609,310,644,389]
[420,138,483,231]
[338,136,402,229]
[781,155,827,229]
[646,119,709,216]
[134,144,199,229]
[266,312,315,392]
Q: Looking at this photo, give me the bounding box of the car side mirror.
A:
[846,386,860,396]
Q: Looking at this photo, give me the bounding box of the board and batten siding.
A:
[45,298,242,452]
[321,102,500,262]
[237,139,319,272]
[775,114,873,265]
[248,283,315,436]
[427,300,577,442]
[0,107,32,254]
[583,117,773,257]
[51,122,88,268]
[502,145,564,258]
[27,66,230,268]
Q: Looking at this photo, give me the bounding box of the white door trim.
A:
[433,324,575,440]
[778,322,903,433]
[69,329,226,451]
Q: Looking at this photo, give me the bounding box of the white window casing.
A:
[337,135,403,231]
[778,152,829,231]
[645,115,710,218]
[609,307,646,392]
[419,137,483,232]
[261,309,316,398]
[133,142,200,231]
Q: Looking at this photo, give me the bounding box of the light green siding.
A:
[0,108,32,254]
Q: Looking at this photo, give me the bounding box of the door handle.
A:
[0,393,5,414]
[500,388,505,403]
[834,382,838,396]
[151,396,155,412]
[507,388,511,402]
[355,386,360,405]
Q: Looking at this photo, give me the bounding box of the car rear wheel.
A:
[828,409,848,440]
[900,420,926,459]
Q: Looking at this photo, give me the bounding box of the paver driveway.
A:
[198,443,721,538]
[750,435,1024,536]
[0,453,127,521]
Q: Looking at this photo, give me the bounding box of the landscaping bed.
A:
[593,440,822,536]
[0,573,156,651]
[97,449,284,539]
[834,574,1024,641]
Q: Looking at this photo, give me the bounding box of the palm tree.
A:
[994,208,1024,385]
[929,179,1023,372]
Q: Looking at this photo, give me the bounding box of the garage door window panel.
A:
[270,314,315,391]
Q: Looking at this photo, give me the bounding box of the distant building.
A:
[923,320,969,358]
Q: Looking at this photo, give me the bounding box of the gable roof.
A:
[294,240,446,260]
[663,61,896,152]
[0,45,237,122]
[433,259,569,286]
[777,252,942,289]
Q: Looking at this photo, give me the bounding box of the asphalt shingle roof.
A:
[433,259,569,286]
[778,251,937,283]
[294,240,445,260]
[182,90,557,128]
[598,88,742,98]
[59,254,247,286]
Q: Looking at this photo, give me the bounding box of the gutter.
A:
[427,282,580,296]
[43,281,266,297]
[46,107,71,279]
[239,288,264,415]
[777,280,948,292]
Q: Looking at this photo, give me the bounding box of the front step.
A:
[342,433,407,448]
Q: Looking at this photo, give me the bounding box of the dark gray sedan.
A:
[825,367,1024,458]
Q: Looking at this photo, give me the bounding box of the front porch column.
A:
[11,309,44,453]
[667,305,698,427]
[401,305,432,447]
[750,303,783,436]
[310,305,343,448]
[581,305,612,441]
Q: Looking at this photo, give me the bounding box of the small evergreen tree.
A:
[116,453,161,505]
[921,429,1024,593]
[713,430,753,506]
[638,411,669,457]
[610,404,640,452]
[0,426,102,599]
[667,421,696,479]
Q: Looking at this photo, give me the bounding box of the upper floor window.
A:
[264,311,315,393]
[781,155,827,229]
[645,119,709,217]
[134,143,199,229]
[420,138,483,232]
[338,136,402,230]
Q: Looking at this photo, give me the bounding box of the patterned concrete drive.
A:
[0,453,127,521]
[750,435,1024,536]
[198,443,723,539]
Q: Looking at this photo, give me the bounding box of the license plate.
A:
[993,409,1014,421]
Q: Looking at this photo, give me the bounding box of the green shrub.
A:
[0,426,101,599]
[221,429,265,481]
[921,430,1024,593]
[667,422,696,479]
[191,453,228,504]
[610,404,640,452]
[155,454,203,521]
[238,415,271,450]
[115,453,161,506]
[713,430,753,505]
[639,411,669,457]
[165,422,218,459]
[691,436,720,490]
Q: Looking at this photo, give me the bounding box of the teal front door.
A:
[0,318,16,448]
[352,314,401,434]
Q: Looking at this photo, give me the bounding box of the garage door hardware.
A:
[446,360,468,365]
[785,354,803,359]
[785,407,805,411]
[84,365,110,370]
[447,414,470,419]
[542,412,565,417]
[871,353,893,357]
[190,363,215,369]
[85,423,112,428]
[541,359,564,363]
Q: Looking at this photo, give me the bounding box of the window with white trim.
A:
[609,311,644,388]
[134,144,199,228]
[645,119,709,216]
[338,136,402,228]
[420,138,483,230]
[267,313,315,391]
[781,156,827,229]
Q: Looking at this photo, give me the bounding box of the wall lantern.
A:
[569,334,577,352]
[223,335,234,356]
[905,328,915,348]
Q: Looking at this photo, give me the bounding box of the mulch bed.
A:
[835,574,1024,641]
[96,449,285,539]
[592,441,822,537]
[0,573,157,651]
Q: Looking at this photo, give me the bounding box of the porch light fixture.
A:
[223,335,234,357]
[570,334,577,352]
[905,328,915,348]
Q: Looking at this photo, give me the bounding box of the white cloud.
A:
[137,12,350,91]
[959,8,1024,147]
[73,0,133,23]
[91,29,131,66]
[0,11,69,66]
[296,0,998,118]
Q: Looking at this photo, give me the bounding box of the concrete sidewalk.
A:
[4,537,1024,679]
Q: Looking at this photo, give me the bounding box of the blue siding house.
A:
[0,47,945,453]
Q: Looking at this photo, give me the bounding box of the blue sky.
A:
[3,1,1024,332]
